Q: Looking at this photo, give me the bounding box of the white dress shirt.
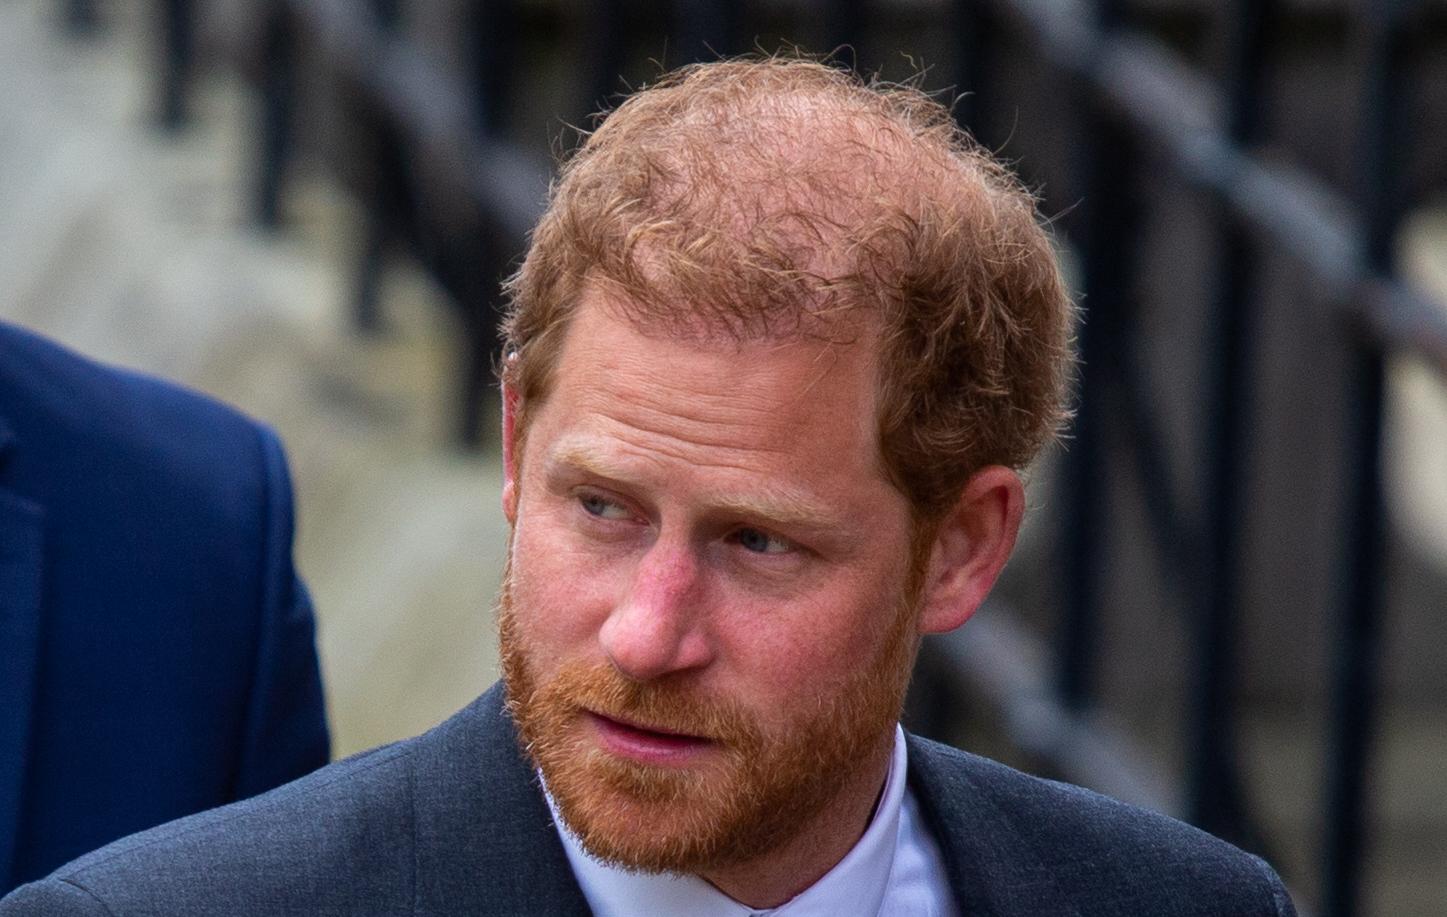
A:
[546,725,959,916]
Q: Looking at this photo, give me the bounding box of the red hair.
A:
[503,56,1075,521]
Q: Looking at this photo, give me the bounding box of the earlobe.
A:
[916,466,1025,635]
[501,382,520,524]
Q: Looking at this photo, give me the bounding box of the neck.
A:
[699,730,895,909]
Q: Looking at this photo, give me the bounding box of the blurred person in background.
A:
[0,320,329,895]
[2,58,1293,915]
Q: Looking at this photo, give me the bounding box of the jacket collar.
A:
[412,684,592,916]
[905,733,1078,917]
[433,688,1083,916]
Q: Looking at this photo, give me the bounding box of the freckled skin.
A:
[506,300,915,720]
[501,294,1026,907]
[502,299,917,904]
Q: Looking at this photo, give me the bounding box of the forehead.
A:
[525,295,896,501]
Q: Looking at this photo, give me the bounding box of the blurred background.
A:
[2,0,1444,914]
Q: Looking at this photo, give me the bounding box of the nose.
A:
[598,540,714,682]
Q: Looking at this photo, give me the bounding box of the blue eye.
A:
[734,528,790,555]
[580,494,629,520]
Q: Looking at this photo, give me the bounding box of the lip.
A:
[585,711,714,766]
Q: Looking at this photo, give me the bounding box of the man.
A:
[0,321,329,895]
[1,58,1294,915]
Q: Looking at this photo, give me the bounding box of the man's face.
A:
[500,296,922,874]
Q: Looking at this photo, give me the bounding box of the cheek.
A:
[717,587,897,706]
[508,515,623,655]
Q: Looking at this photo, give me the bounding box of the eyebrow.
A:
[547,437,842,533]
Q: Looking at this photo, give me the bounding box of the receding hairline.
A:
[503,55,1076,521]
[586,60,981,243]
[516,62,1002,352]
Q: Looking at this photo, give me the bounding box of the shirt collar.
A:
[546,725,910,917]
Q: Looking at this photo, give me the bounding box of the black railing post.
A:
[469,0,517,137]
[952,0,992,142]
[825,0,866,67]
[157,0,194,131]
[1321,3,1412,915]
[372,0,403,26]
[456,238,510,448]
[671,0,743,64]
[1185,0,1274,850]
[353,0,408,334]
[1321,322,1388,917]
[1056,0,1132,714]
[255,0,295,229]
[457,0,522,447]
[61,0,101,36]
[584,0,628,116]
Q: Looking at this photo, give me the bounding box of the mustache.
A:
[541,662,762,749]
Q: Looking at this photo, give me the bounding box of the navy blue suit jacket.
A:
[0,684,1296,915]
[0,322,329,893]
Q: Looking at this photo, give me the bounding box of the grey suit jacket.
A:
[1,683,1295,916]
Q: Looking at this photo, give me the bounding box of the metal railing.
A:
[87,1,1447,913]
[957,5,1444,916]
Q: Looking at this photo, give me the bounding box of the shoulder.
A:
[6,738,420,915]
[0,321,294,590]
[0,320,279,496]
[906,734,1295,916]
[0,323,324,893]
[0,691,545,916]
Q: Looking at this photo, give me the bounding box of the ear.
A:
[916,466,1025,635]
[501,381,521,524]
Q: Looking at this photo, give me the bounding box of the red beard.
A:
[499,570,919,874]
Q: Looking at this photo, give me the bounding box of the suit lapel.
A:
[906,733,1079,917]
[0,417,45,890]
[409,692,1094,916]
[411,684,592,916]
